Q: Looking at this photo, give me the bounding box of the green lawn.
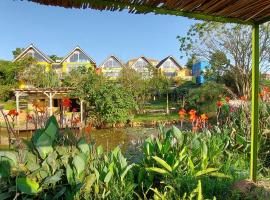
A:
[0,100,16,110]
[134,112,179,122]
[144,99,178,110]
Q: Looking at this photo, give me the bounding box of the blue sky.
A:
[0,0,197,65]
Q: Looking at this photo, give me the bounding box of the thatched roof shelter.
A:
[27,0,270,24]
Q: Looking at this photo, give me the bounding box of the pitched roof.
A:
[128,56,159,68]
[98,55,125,68]
[13,44,54,63]
[156,56,182,69]
[60,46,96,64]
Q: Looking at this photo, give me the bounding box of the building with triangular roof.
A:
[13,44,55,88]
[156,56,192,80]
[13,44,54,64]
[60,46,96,74]
[126,56,159,78]
[98,55,125,79]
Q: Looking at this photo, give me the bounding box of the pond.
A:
[0,126,161,153]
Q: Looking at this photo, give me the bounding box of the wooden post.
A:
[15,91,20,113]
[49,92,53,116]
[80,100,84,126]
[44,92,57,116]
[250,23,259,182]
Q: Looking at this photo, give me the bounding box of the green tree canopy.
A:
[178,22,270,97]
[12,48,24,59]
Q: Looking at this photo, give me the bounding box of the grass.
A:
[0,100,16,110]
[144,99,178,110]
[134,112,179,122]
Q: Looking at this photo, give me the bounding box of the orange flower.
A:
[62,98,72,108]
[263,87,269,93]
[200,114,208,122]
[188,109,196,116]
[7,109,19,116]
[85,123,92,134]
[189,114,196,121]
[178,108,186,119]
[259,92,265,98]
[225,96,230,103]
[216,101,223,108]
[72,117,80,125]
[240,96,247,101]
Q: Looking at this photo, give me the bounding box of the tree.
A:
[117,67,152,113]
[0,59,26,101]
[185,54,198,70]
[49,55,63,62]
[206,50,230,81]
[178,22,270,97]
[12,48,24,59]
[150,75,172,114]
[70,69,136,126]
[18,58,61,88]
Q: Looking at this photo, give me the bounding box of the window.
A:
[78,53,89,62]
[69,52,90,63]
[162,59,178,69]
[70,53,78,62]
[25,51,46,62]
[164,72,177,77]
[134,60,148,69]
[104,58,121,69]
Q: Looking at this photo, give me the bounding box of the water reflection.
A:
[0,126,158,153]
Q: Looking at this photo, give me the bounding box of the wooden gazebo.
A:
[24,0,269,182]
[14,87,85,125]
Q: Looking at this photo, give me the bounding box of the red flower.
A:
[7,109,19,116]
[62,98,72,108]
[72,108,77,112]
[216,101,223,108]
[225,96,230,103]
[26,114,32,121]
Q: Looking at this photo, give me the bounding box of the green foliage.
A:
[0,60,22,101]
[12,47,24,59]
[178,22,270,97]
[182,81,232,113]
[20,63,61,88]
[185,54,198,70]
[1,115,268,199]
[49,54,63,62]
[117,66,153,113]
[69,68,136,126]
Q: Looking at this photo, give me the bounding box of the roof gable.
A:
[13,44,54,63]
[60,46,96,64]
[156,56,182,69]
[130,56,154,68]
[99,55,124,68]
